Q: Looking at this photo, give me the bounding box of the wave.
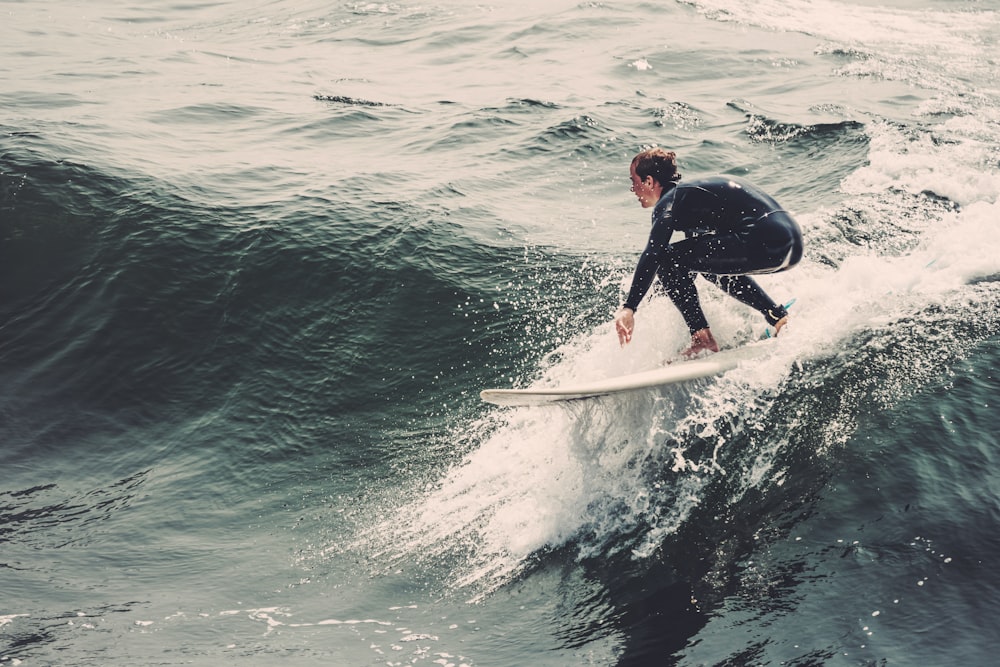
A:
[355,90,1000,601]
[727,100,867,146]
[0,142,586,431]
[313,94,389,107]
[362,267,1000,604]
[498,112,621,162]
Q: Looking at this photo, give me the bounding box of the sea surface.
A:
[2,0,1000,665]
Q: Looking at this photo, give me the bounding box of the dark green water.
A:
[2,0,1000,664]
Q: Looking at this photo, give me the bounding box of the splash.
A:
[356,0,1000,600]
[366,166,999,601]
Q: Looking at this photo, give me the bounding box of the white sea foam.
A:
[360,0,1000,601]
[0,614,28,628]
[380,138,1000,599]
[378,138,1000,596]
[680,0,996,56]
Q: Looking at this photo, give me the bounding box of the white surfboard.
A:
[480,341,773,407]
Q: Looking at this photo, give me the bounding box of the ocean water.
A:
[2,0,999,665]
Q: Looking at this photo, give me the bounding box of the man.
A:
[614,148,803,357]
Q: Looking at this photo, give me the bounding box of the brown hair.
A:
[631,148,682,186]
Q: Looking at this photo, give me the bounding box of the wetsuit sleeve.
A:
[622,207,675,311]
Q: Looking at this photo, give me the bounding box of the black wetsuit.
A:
[622,176,803,333]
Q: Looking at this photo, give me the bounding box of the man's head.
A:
[631,148,682,186]
[629,148,681,208]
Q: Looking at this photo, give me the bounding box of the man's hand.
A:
[615,308,635,346]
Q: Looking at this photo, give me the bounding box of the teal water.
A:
[2,0,999,665]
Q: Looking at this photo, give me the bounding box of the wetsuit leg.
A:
[656,262,709,333]
[659,235,780,331]
[661,213,801,330]
[706,274,775,315]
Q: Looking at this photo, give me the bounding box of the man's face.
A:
[629,163,660,208]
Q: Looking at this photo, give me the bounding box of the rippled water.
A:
[2,0,999,665]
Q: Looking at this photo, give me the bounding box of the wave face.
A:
[2,0,999,664]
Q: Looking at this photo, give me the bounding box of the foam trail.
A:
[372,182,1000,597]
[363,0,1000,598]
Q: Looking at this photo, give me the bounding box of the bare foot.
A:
[682,328,720,358]
[773,316,788,336]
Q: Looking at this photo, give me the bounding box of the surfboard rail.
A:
[480,341,772,407]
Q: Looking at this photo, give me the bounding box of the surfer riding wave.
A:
[614,148,804,357]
